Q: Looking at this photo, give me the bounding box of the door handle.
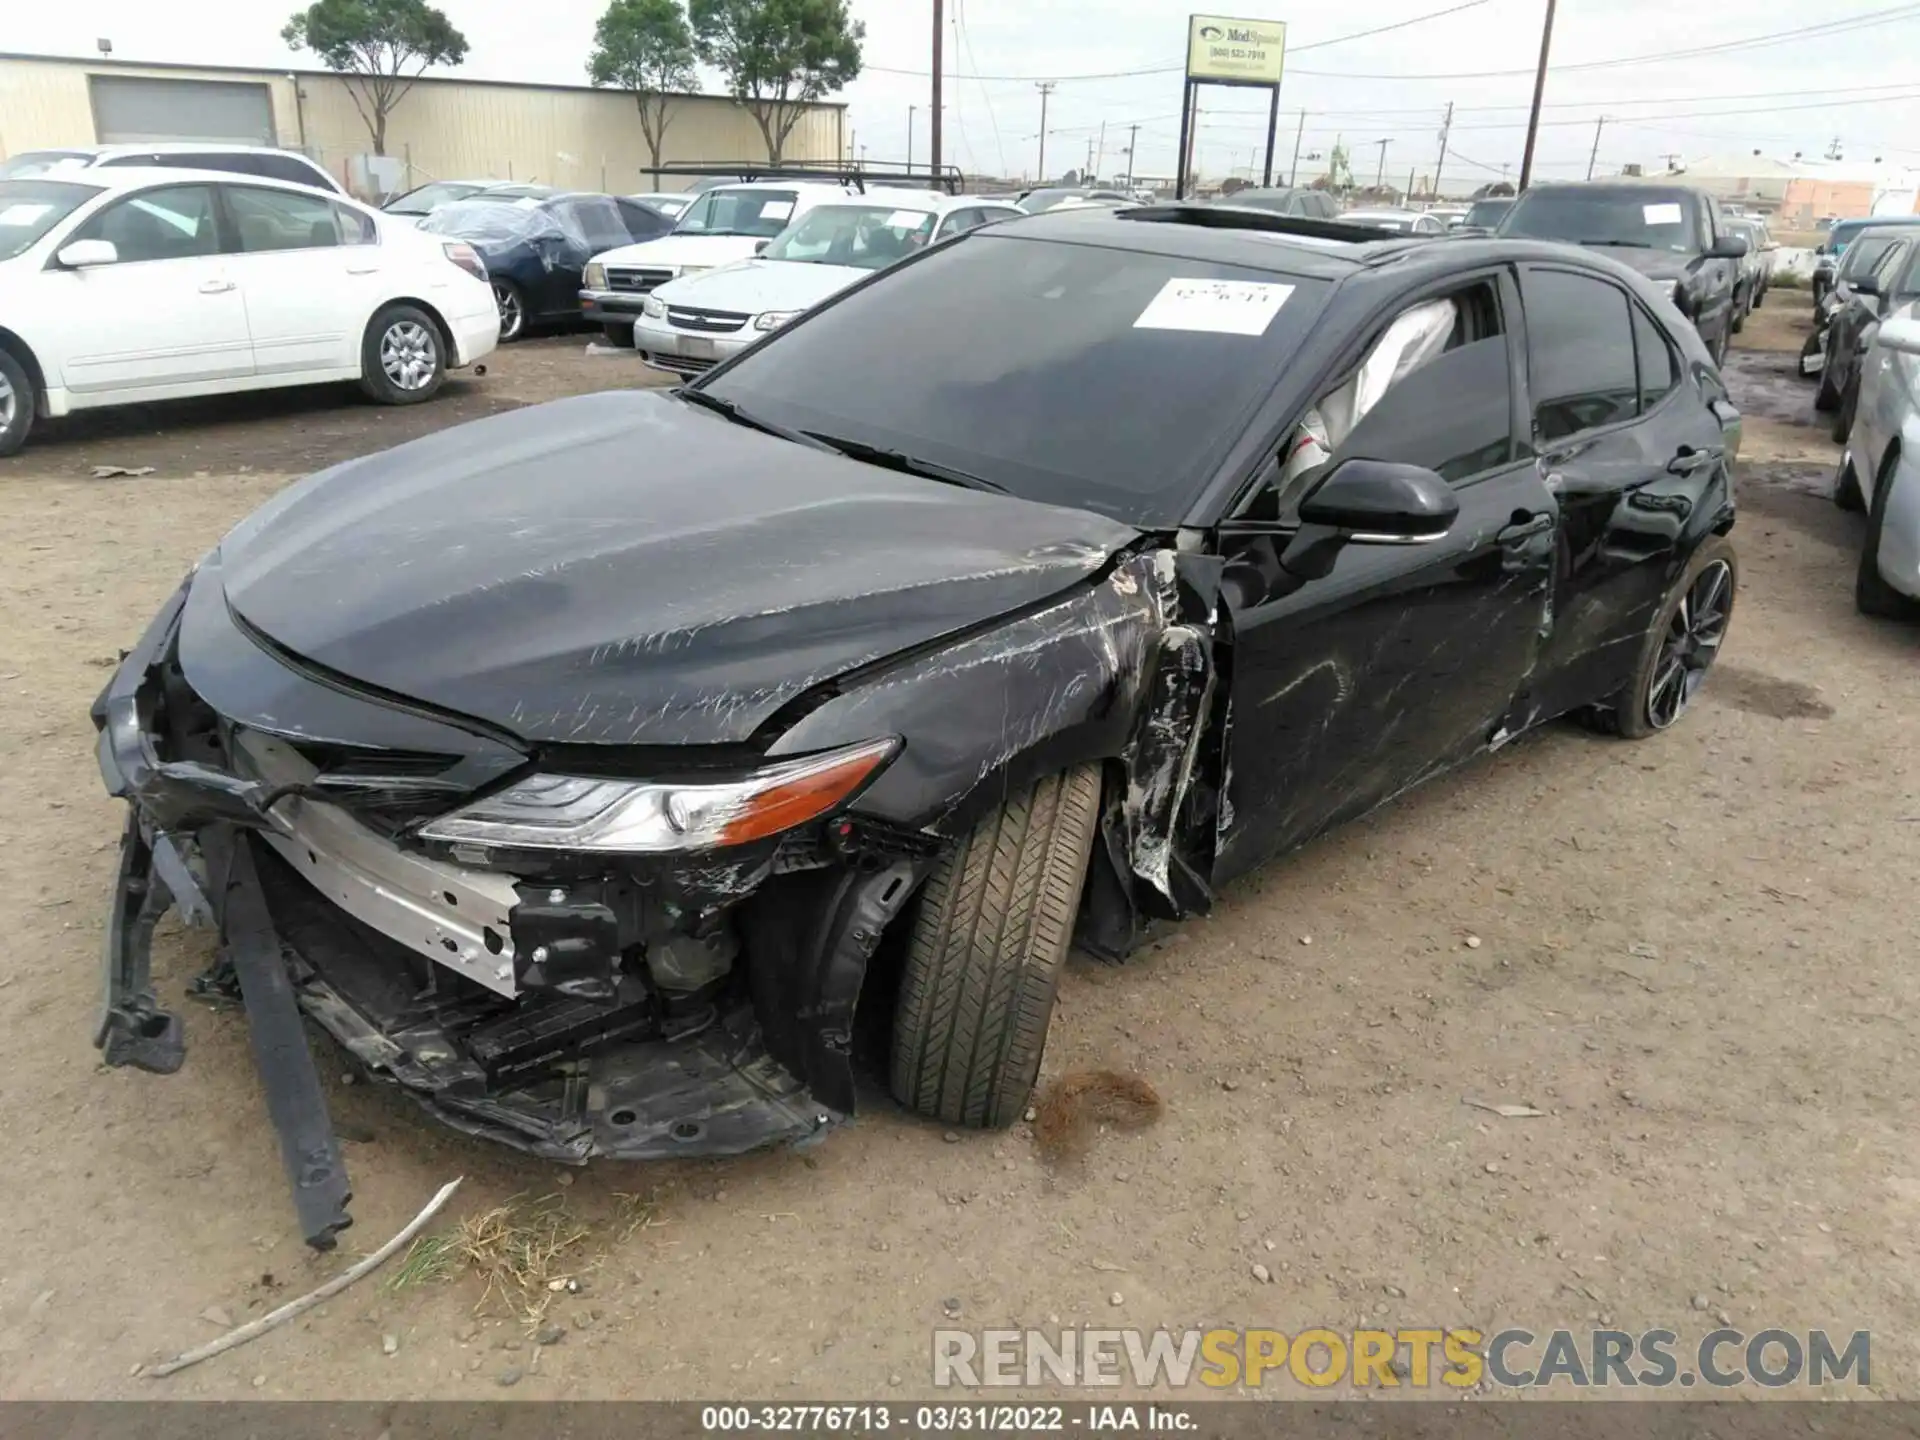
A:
[199,279,235,294]
[345,262,380,275]
[1668,445,1723,475]
[1497,511,1554,543]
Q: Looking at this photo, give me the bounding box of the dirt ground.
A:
[3,301,1918,1401]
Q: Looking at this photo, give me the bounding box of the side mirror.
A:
[1298,458,1459,540]
[56,238,119,268]
[753,239,770,255]
[1707,234,1749,260]
[1854,274,1882,297]
[1878,316,1920,356]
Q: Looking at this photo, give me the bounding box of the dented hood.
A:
[217,390,1139,747]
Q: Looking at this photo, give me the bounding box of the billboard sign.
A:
[1186,14,1288,86]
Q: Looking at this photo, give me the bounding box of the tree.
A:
[282,0,468,156]
[690,0,863,165]
[589,0,697,182]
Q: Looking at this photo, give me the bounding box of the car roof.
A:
[992,205,1661,287]
[24,165,361,202]
[807,191,994,215]
[704,178,855,196]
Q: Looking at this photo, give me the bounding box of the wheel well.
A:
[371,298,455,365]
[0,327,48,417]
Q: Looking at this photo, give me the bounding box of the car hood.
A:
[216,390,1140,748]
[591,233,764,269]
[653,257,866,313]
[1591,247,1697,281]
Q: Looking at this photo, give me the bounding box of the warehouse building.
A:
[0,51,847,197]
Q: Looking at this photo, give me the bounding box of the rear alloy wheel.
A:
[1580,537,1737,739]
[0,347,33,458]
[890,764,1102,1129]
[359,305,445,405]
[1856,451,1920,619]
[493,280,527,342]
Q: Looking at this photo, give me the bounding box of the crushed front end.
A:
[92,557,930,1249]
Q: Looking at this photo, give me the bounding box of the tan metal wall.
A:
[0,54,846,196]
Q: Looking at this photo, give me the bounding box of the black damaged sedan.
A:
[95,205,1740,1245]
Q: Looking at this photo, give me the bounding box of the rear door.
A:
[1219,270,1557,872]
[1517,264,1718,716]
[219,183,381,375]
[54,182,252,395]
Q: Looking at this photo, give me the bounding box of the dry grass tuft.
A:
[1032,1069,1164,1164]
[387,1191,592,1321]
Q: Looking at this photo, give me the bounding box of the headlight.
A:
[583,261,606,290]
[641,296,666,319]
[754,310,802,332]
[417,737,899,853]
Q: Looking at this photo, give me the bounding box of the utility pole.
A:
[1517,0,1558,191]
[1125,122,1138,187]
[1035,81,1055,183]
[1373,138,1391,189]
[1434,101,1454,200]
[908,104,917,168]
[1406,166,1415,203]
[930,0,944,174]
[1290,110,1306,186]
[1085,136,1095,178]
[1586,114,1607,180]
[1096,119,1106,182]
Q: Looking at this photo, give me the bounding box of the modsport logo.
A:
[1199,25,1225,38]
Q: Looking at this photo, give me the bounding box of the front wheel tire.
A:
[493,280,527,342]
[1857,453,1919,619]
[890,764,1102,1129]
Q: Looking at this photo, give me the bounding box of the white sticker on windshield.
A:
[886,209,931,229]
[0,203,53,225]
[760,199,795,220]
[1133,277,1295,336]
[1643,202,1683,225]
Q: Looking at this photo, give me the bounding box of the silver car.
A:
[1836,278,1920,617]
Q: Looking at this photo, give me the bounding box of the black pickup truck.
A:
[1496,181,1747,364]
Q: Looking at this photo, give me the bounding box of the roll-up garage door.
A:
[90,75,275,145]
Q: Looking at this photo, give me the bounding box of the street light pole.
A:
[1517,0,1558,191]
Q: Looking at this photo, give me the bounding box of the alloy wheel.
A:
[0,370,14,433]
[1646,560,1732,730]
[493,283,523,340]
[379,320,439,391]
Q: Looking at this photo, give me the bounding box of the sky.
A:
[9,0,1920,192]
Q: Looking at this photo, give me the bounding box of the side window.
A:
[75,184,221,262]
[1255,281,1513,520]
[614,198,668,241]
[227,184,340,252]
[938,207,984,238]
[1521,267,1638,444]
[559,197,629,251]
[1632,304,1677,412]
[335,202,378,246]
[256,154,332,189]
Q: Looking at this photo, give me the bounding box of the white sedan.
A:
[632,194,1022,378]
[0,167,499,456]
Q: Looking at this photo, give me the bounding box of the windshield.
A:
[672,187,802,238]
[1500,189,1699,253]
[700,232,1329,526]
[763,203,935,269]
[0,179,102,261]
[387,181,484,215]
[1463,199,1510,227]
[0,150,93,182]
